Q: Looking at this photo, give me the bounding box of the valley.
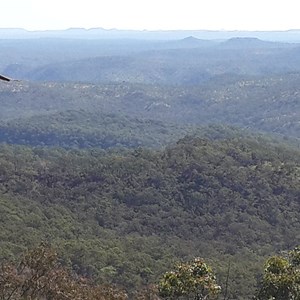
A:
[0,31,300,299]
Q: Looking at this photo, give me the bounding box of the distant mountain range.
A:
[1,35,299,84]
[2,27,300,42]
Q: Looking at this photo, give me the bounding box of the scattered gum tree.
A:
[256,246,300,300]
[158,257,221,300]
[0,243,128,300]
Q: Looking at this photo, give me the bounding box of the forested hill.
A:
[0,136,299,298]
[0,74,300,140]
[1,35,300,299]
[0,110,192,149]
[0,110,271,150]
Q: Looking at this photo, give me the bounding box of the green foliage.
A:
[257,246,300,300]
[2,36,300,299]
[0,136,299,298]
[0,110,194,149]
[158,258,221,300]
[1,75,300,141]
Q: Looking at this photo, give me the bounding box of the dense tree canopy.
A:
[1,34,300,300]
[0,136,299,298]
[0,74,300,140]
[158,258,220,300]
[257,246,300,300]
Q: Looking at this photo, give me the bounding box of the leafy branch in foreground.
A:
[256,246,300,300]
[158,258,221,300]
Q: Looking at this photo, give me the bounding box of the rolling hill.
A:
[1,37,298,84]
[1,32,300,300]
[0,136,299,298]
[0,74,299,140]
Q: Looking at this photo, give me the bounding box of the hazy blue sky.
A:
[1,0,299,31]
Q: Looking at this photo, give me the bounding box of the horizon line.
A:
[1,27,300,33]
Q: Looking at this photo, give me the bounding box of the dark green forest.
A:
[0,36,300,299]
[0,136,299,298]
